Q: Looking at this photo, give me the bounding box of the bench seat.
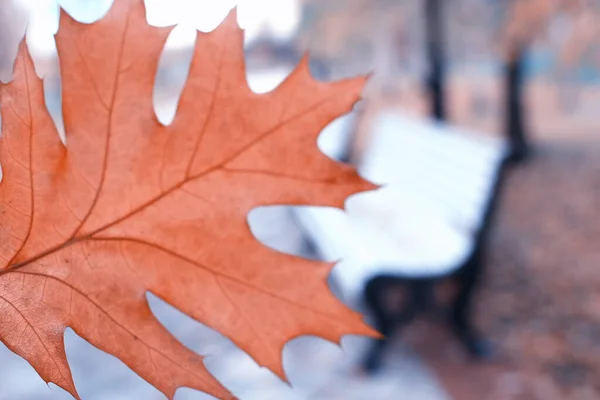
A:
[293,110,508,303]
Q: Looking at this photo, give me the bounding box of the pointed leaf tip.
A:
[298,53,312,71]
[223,6,241,30]
[14,39,35,73]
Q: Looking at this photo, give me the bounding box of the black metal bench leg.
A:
[362,314,394,373]
[361,277,416,373]
[362,307,416,373]
[450,260,496,360]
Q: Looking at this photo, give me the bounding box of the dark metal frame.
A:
[360,152,517,372]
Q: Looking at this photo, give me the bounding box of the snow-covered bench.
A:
[294,110,511,369]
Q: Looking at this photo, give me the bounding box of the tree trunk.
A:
[425,0,446,122]
[504,45,530,163]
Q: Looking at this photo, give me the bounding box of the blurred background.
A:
[0,0,599,399]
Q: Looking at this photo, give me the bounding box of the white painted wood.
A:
[294,110,508,303]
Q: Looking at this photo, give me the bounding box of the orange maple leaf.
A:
[0,0,377,399]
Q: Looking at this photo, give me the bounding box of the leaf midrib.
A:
[1,92,338,276]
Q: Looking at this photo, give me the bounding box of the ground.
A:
[400,139,600,399]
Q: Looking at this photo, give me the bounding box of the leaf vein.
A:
[14,270,209,382]
[214,276,276,365]
[0,293,70,385]
[184,46,225,178]
[73,42,109,111]
[7,102,30,128]
[71,3,133,237]
[223,93,339,168]
[87,236,345,323]
[6,49,36,267]
[222,168,341,184]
